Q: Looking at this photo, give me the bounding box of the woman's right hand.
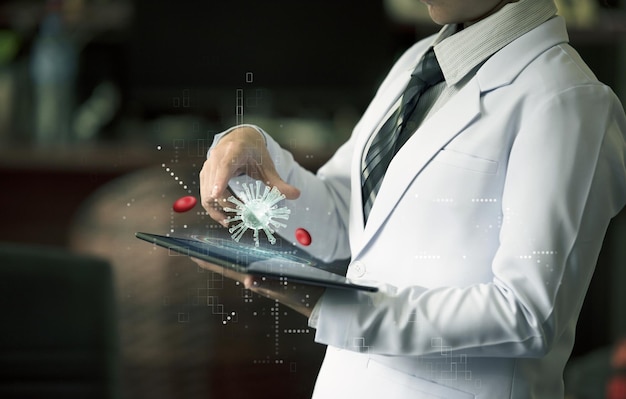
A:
[199,126,301,226]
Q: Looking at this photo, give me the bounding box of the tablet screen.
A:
[135,231,378,292]
[184,234,319,267]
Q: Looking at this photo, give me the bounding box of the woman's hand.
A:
[200,126,300,226]
[191,257,325,318]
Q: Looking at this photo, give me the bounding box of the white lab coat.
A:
[215,15,626,399]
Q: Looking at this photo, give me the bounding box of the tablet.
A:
[135,231,378,292]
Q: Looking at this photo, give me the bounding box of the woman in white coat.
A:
[197,0,626,397]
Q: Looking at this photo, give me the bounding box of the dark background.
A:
[0,1,625,398]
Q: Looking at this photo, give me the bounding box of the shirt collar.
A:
[425,0,558,86]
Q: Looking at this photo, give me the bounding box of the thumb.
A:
[261,169,300,200]
[243,275,257,289]
[271,178,301,200]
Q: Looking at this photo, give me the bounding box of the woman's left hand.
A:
[191,258,325,318]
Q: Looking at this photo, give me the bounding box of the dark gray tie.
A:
[361,47,444,222]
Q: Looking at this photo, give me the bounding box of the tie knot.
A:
[411,47,444,86]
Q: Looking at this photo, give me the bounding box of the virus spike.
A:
[268,220,287,229]
[262,227,277,244]
[229,222,247,242]
[221,182,291,246]
[224,215,243,225]
[226,195,246,209]
[260,184,271,202]
[242,183,254,203]
[252,229,260,247]
[255,180,263,199]
[264,186,286,207]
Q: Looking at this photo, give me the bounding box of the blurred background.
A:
[0,0,625,398]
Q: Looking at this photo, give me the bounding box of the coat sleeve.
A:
[209,123,354,262]
[208,41,432,262]
[309,84,626,358]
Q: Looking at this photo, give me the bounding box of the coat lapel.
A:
[352,79,482,257]
[348,61,424,248]
[348,16,570,258]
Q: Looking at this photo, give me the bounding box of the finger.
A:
[270,178,301,200]
[243,276,323,317]
[245,276,285,302]
[210,147,243,198]
[222,132,300,200]
[199,158,216,211]
[191,258,248,284]
[256,163,301,200]
[206,197,232,228]
[200,159,234,226]
[206,150,240,198]
[243,275,256,289]
[191,258,228,276]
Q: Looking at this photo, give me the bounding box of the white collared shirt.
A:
[407,0,558,128]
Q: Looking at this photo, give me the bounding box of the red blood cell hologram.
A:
[295,228,312,246]
[173,195,197,213]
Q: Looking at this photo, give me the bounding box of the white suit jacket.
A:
[217,16,626,399]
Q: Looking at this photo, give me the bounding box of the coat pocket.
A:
[434,149,498,175]
[366,359,475,399]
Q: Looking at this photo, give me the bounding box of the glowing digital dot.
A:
[223,181,291,247]
[173,195,197,212]
[295,228,311,246]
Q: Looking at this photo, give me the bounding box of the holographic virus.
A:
[223,181,291,247]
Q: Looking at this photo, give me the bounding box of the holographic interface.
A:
[223,181,291,247]
[188,233,315,267]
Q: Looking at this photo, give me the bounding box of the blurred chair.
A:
[0,243,118,399]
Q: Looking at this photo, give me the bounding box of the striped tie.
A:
[361,47,444,222]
